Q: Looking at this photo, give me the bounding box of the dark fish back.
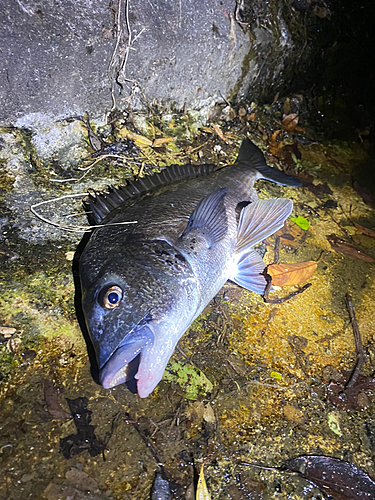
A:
[87,163,217,224]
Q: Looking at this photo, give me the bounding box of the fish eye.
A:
[100,285,123,310]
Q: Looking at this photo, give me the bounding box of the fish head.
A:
[80,244,197,396]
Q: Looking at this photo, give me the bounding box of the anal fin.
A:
[230,248,267,294]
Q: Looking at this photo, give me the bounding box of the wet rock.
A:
[65,468,100,492]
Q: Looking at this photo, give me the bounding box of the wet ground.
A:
[1,105,375,499]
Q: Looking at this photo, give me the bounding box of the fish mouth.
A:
[99,325,154,389]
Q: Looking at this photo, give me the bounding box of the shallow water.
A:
[1,115,375,500]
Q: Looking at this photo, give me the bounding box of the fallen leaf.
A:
[327,371,375,411]
[267,261,318,287]
[290,215,310,230]
[200,126,214,134]
[43,379,70,420]
[302,181,333,196]
[203,404,215,424]
[353,181,374,205]
[281,113,299,132]
[117,127,153,147]
[196,464,211,500]
[185,401,205,421]
[268,130,283,157]
[283,98,290,115]
[327,411,342,436]
[281,455,375,500]
[353,222,375,239]
[327,234,374,262]
[152,137,174,148]
[282,142,301,166]
[211,124,233,144]
[248,112,256,122]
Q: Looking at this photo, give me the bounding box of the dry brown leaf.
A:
[248,112,256,122]
[268,130,283,157]
[283,98,290,115]
[200,126,214,134]
[196,464,211,500]
[152,137,173,148]
[211,124,233,144]
[353,222,375,239]
[238,107,247,117]
[281,113,299,132]
[327,235,375,262]
[267,261,318,287]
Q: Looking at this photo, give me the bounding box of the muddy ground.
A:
[1,105,375,499]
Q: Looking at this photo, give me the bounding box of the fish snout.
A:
[99,326,154,389]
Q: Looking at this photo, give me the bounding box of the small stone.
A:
[322,365,342,383]
[6,336,21,353]
[220,105,236,121]
[238,107,247,117]
[357,392,370,409]
[0,327,16,338]
[283,404,305,424]
[22,350,36,362]
[65,251,75,261]
[65,468,99,492]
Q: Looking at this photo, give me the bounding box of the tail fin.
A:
[237,138,301,187]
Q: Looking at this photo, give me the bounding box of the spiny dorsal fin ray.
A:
[86,163,217,224]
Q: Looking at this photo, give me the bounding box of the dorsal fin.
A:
[86,163,217,224]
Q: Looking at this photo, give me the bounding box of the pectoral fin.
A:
[235,198,293,254]
[230,198,293,294]
[181,187,228,247]
[230,248,267,294]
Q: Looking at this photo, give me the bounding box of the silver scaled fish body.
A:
[79,138,300,398]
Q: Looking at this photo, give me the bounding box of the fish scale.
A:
[79,138,301,398]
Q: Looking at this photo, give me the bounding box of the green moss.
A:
[163,360,213,400]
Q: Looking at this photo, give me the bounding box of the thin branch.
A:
[344,293,365,390]
[30,193,137,233]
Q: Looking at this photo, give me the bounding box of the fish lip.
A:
[99,325,154,389]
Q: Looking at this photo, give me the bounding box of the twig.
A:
[30,193,137,233]
[125,413,165,467]
[273,235,280,264]
[263,270,311,304]
[344,293,365,390]
[78,153,131,171]
[262,233,311,303]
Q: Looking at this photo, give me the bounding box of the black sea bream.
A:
[79,138,300,397]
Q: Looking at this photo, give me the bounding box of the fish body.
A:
[79,138,300,397]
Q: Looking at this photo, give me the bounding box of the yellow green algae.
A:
[0,112,375,500]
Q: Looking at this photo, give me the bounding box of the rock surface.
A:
[0,0,298,126]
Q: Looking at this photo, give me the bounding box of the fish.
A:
[79,138,301,398]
